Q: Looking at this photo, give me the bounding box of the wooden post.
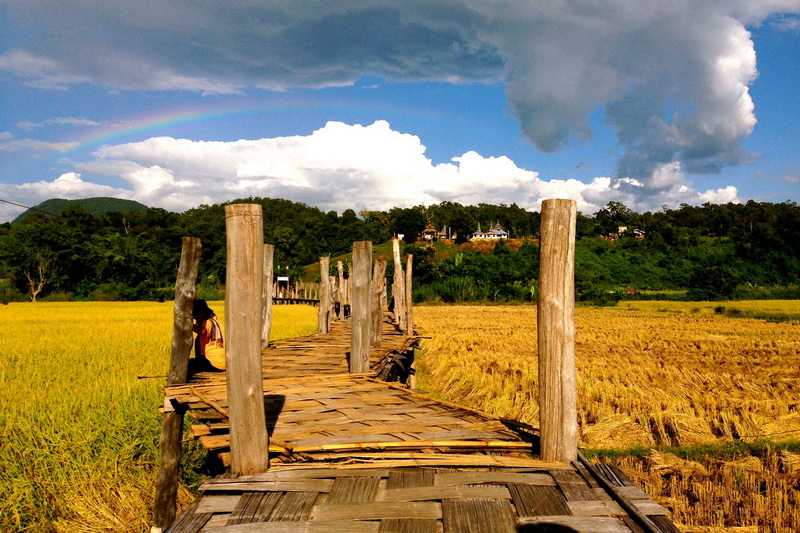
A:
[538,198,578,463]
[404,254,414,336]
[391,237,406,331]
[337,260,345,319]
[371,259,387,346]
[329,275,337,325]
[261,244,274,350]
[152,236,201,532]
[350,241,372,373]
[318,257,330,333]
[225,204,269,475]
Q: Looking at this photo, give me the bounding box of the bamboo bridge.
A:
[152,201,682,533]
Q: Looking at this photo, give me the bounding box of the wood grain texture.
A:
[225,203,269,475]
[538,198,578,463]
[153,236,201,530]
[350,241,372,374]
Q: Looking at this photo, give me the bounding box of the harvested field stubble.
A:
[414,304,800,532]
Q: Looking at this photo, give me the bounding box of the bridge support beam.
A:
[538,198,578,463]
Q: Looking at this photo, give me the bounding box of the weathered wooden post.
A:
[371,258,387,346]
[225,204,269,475]
[404,254,414,336]
[350,241,372,373]
[152,237,201,532]
[261,244,274,350]
[329,275,337,322]
[538,198,578,463]
[318,257,331,333]
[391,237,406,331]
[337,260,345,319]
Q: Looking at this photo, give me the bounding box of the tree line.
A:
[1,197,799,303]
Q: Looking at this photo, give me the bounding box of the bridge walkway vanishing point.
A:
[162,316,681,533]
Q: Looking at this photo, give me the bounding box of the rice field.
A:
[5,299,799,531]
[414,303,800,532]
[0,301,318,532]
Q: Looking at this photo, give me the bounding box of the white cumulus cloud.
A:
[0,121,728,222]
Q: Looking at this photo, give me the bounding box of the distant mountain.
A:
[12,197,149,224]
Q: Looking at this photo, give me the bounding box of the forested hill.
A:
[12,197,148,224]
[1,197,799,302]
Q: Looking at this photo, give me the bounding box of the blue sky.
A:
[1,1,799,222]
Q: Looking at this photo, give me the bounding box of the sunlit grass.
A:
[0,301,318,532]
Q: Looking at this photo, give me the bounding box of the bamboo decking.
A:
[163,317,680,533]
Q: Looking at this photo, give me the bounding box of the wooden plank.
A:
[311,502,442,521]
[441,498,515,533]
[268,491,318,521]
[386,468,434,489]
[292,440,533,453]
[378,519,437,533]
[616,486,650,500]
[212,468,392,482]
[376,485,510,502]
[163,496,212,533]
[227,492,282,525]
[195,494,242,514]
[269,456,570,470]
[434,472,555,486]
[649,516,683,533]
[551,470,598,502]
[628,500,670,516]
[568,500,626,516]
[508,484,571,517]
[517,516,633,533]
[204,521,381,533]
[326,476,382,504]
[200,480,334,493]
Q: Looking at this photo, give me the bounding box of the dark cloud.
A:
[3,0,800,189]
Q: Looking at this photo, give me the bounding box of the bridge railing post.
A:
[318,257,331,333]
[371,259,387,347]
[225,204,269,475]
[261,244,274,350]
[391,237,406,331]
[538,198,578,463]
[152,236,201,532]
[350,241,372,373]
[404,254,414,336]
[337,260,345,320]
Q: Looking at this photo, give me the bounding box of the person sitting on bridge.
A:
[189,299,226,375]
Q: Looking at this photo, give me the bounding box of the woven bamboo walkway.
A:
[164,317,680,533]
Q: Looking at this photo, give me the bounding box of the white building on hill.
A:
[471,221,508,239]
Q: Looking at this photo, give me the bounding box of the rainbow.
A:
[62,92,410,156]
[63,104,272,154]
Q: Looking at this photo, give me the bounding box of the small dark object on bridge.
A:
[374,350,414,383]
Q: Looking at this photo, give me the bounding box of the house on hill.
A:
[471,221,508,240]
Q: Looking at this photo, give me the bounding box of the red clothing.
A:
[193,316,226,370]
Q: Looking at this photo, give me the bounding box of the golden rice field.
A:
[0,301,318,532]
[414,303,800,533]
